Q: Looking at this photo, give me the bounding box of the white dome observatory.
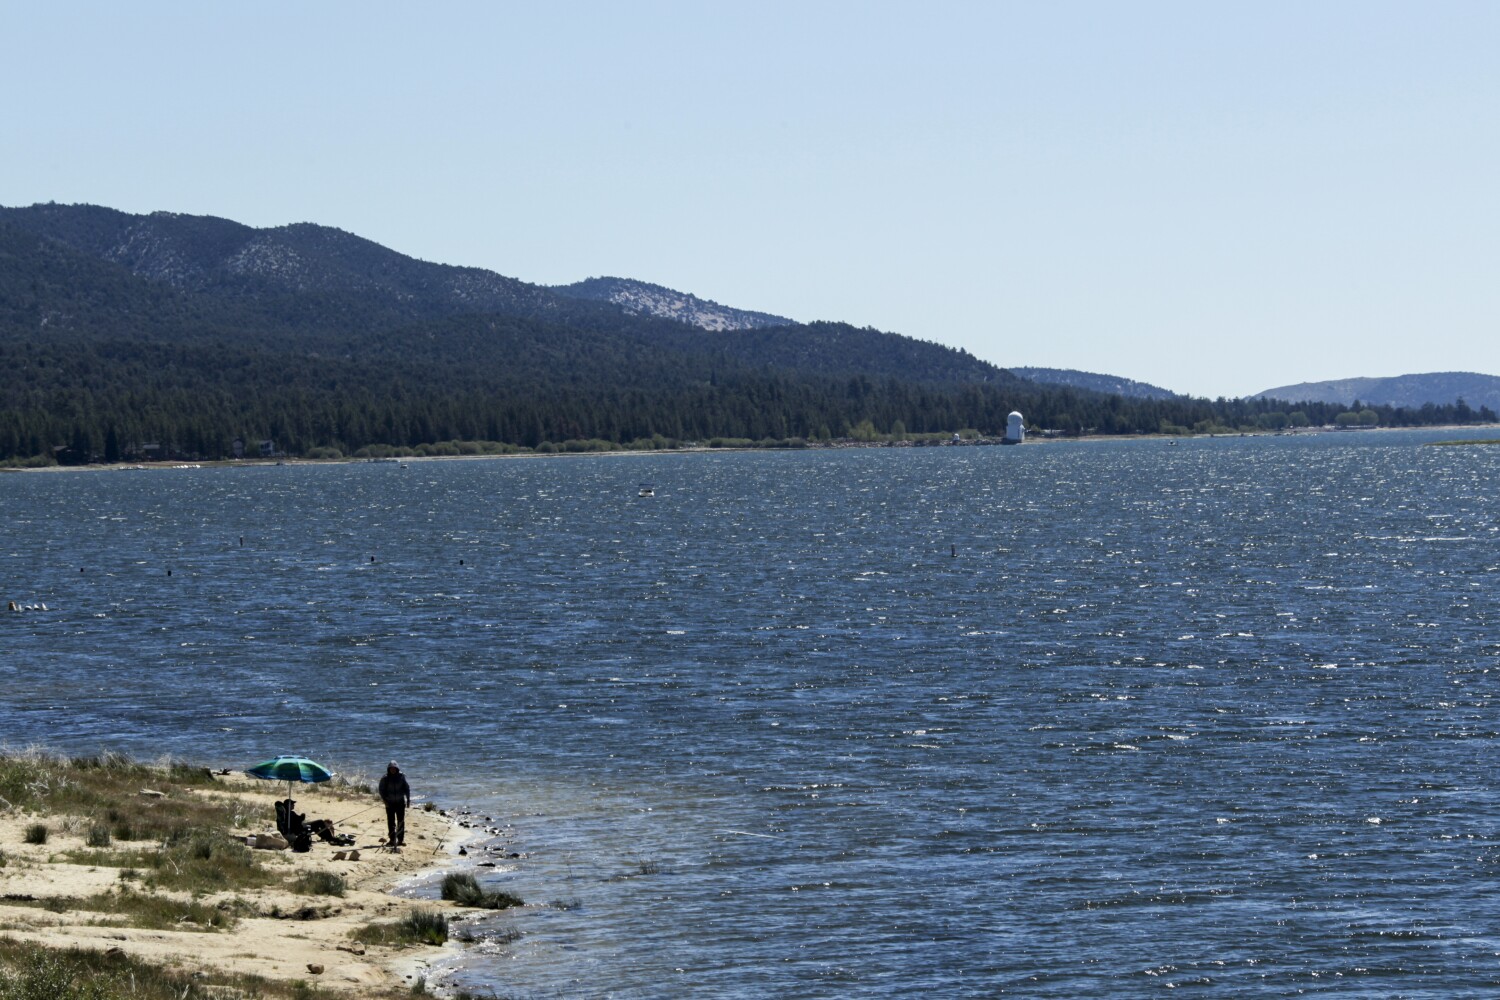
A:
[1002,411,1025,445]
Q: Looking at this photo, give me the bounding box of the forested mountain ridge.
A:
[0,202,591,325]
[0,203,1007,384]
[552,276,793,331]
[1254,372,1500,412]
[0,203,1492,464]
[1012,367,1181,400]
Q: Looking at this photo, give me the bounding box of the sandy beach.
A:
[0,760,472,995]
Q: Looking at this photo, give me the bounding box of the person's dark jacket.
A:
[379,772,410,806]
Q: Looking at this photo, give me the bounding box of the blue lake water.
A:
[3,430,1500,997]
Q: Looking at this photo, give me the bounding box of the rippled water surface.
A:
[4,431,1500,997]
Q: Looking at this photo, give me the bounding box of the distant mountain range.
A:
[1254,372,1500,412]
[552,276,792,331]
[1011,367,1180,400]
[0,202,1488,462]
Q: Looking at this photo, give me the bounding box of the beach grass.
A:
[0,938,346,999]
[2,751,277,894]
[352,908,449,947]
[62,829,273,893]
[439,872,523,910]
[291,870,347,897]
[0,752,233,845]
[143,829,270,892]
[0,887,248,930]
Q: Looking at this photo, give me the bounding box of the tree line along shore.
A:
[4,382,1493,468]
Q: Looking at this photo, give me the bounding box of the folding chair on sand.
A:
[275,798,313,853]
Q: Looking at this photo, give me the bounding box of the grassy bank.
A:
[0,938,326,1000]
[0,751,467,996]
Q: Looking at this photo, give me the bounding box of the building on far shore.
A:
[1002,411,1026,445]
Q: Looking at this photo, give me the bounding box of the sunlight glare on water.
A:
[3,429,1499,997]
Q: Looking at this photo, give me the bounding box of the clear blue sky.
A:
[4,1,1497,398]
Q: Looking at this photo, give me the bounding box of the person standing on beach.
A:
[379,761,411,847]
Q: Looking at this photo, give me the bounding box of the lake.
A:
[3,430,1499,997]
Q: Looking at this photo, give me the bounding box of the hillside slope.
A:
[0,203,1008,386]
[1012,367,1180,400]
[0,202,595,325]
[1254,372,1500,412]
[552,276,792,331]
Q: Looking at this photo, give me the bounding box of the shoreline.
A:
[4,422,1493,475]
[0,756,476,995]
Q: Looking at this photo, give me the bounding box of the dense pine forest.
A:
[1,204,1492,465]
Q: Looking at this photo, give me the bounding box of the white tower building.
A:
[1002,411,1025,445]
